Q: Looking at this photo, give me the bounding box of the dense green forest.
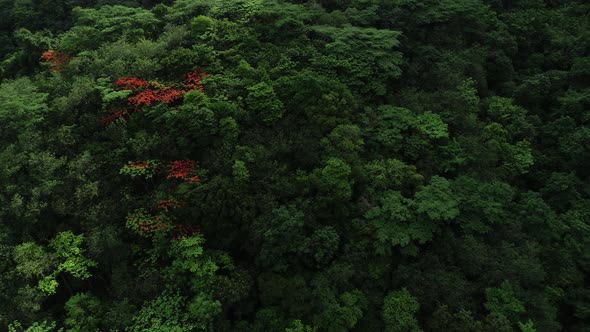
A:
[0,0,589,330]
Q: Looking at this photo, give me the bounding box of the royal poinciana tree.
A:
[101,70,207,124]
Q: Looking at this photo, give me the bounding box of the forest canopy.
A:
[0,0,589,331]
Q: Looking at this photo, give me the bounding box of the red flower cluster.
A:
[126,208,171,237]
[115,77,149,90]
[102,70,207,125]
[167,160,199,183]
[157,197,183,211]
[114,70,207,110]
[128,87,184,109]
[115,77,182,109]
[187,176,200,183]
[183,70,207,92]
[40,50,72,73]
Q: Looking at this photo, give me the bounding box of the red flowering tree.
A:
[120,159,202,239]
[112,72,208,238]
[119,159,200,183]
[157,198,180,211]
[126,208,172,238]
[101,70,207,125]
[182,70,207,93]
[115,77,149,90]
[40,50,72,73]
[125,190,200,239]
[167,160,200,183]
[118,70,207,109]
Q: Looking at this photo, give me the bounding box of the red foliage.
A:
[40,50,56,62]
[126,209,172,237]
[116,77,149,90]
[102,70,208,124]
[158,88,184,103]
[182,70,207,93]
[128,89,160,108]
[167,160,197,181]
[40,50,72,72]
[187,176,200,183]
[157,197,183,211]
[115,77,186,110]
[128,87,184,109]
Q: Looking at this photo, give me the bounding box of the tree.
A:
[414,176,459,222]
[485,281,526,323]
[369,106,415,154]
[313,289,368,332]
[415,112,449,139]
[382,288,421,332]
[130,291,197,332]
[246,82,284,124]
[64,293,101,332]
[321,124,364,162]
[59,5,159,53]
[364,191,429,253]
[14,232,96,295]
[256,205,306,272]
[191,15,214,38]
[0,78,47,141]
[132,235,221,331]
[285,320,316,332]
[310,25,402,95]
